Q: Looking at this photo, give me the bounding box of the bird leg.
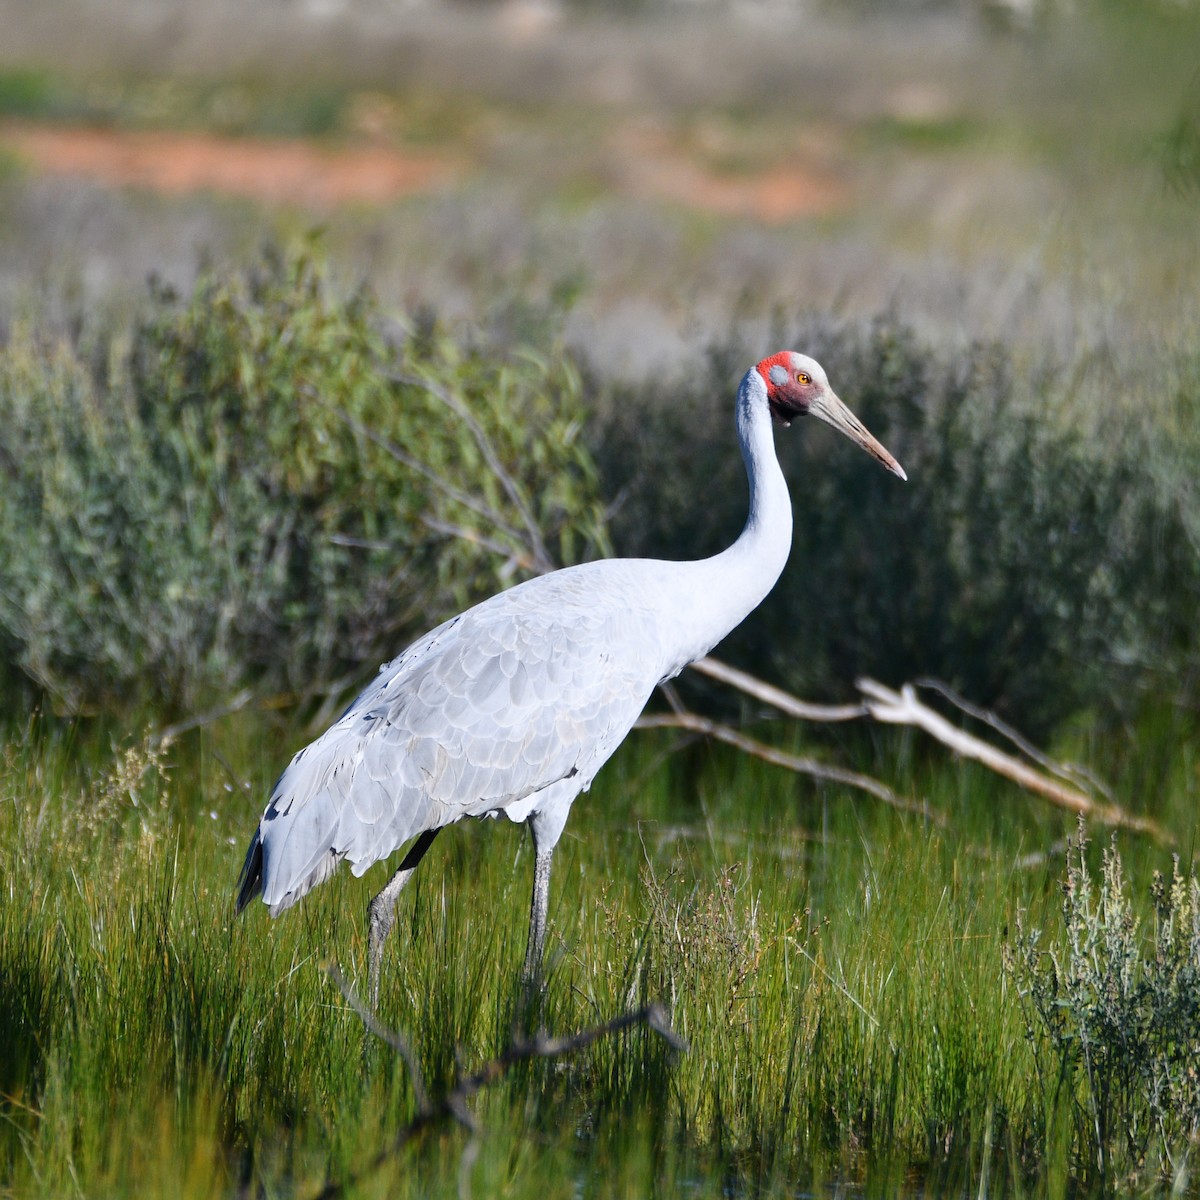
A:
[367,827,439,1011]
[521,843,554,986]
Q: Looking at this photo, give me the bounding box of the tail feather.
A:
[235,831,264,914]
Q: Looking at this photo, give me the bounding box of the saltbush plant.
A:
[0,245,608,715]
[1007,824,1200,1190]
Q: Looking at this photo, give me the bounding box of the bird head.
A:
[756,351,907,481]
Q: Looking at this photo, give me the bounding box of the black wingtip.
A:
[235,833,264,915]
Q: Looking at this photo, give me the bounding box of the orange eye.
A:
[796,371,811,385]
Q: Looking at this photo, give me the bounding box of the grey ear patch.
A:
[768,364,789,385]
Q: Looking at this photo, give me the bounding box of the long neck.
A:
[663,369,793,668]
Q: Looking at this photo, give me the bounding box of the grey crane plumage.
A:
[235,351,906,1002]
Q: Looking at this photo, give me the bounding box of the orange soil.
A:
[627,158,846,224]
[0,121,458,207]
[0,119,846,223]
[608,122,849,224]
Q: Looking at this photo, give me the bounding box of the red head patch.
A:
[755,351,794,389]
[756,351,818,425]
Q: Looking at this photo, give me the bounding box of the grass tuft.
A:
[8,715,1181,1196]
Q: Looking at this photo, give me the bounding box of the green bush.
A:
[1007,824,1200,1190]
[594,318,1200,733]
[0,245,608,715]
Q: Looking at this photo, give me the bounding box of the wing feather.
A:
[248,564,666,913]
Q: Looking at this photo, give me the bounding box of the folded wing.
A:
[240,572,661,915]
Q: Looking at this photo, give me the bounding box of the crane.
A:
[235,352,906,1004]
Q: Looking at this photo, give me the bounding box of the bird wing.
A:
[250,569,662,914]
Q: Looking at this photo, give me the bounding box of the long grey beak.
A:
[810,390,907,481]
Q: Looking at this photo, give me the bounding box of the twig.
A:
[658,678,687,716]
[635,710,940,823]
[650,822,828,857]
[688,656,867,722]
[858,679,1167,842]
[788,938,896,1053]
[1014,838,1070,871]
[209,747,252,797]
[418,515,542,575]
[391,369,556,575]
[914,677,1116,803]
[149,687,254,749]
[313,967,686,1200]
[324,963,429,1113]
[319,400,530,550]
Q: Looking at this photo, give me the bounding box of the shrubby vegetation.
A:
[1,243,1198,740]
[0,716,1041,1198]
[597,320,1200,734]
[0,245,607,715]
[1008,824,1200,1191]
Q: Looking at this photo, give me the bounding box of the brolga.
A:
[235,352,906,1005]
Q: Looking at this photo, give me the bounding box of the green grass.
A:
[0,71,351,140]
[3,712,1193,1198]
[0,70,59,120]
[862,115,986,153]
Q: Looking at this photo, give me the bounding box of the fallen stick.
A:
[913,677,1116,803]
[857,679,1166,842]
[689,656,866,722]
[635,710,941,823]
[148,687,254,748]
[313,964,686,1200]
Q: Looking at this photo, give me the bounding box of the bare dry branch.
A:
[688,656,867,722]
[913,677,1116,803]
[635,710,940,823]
[149,687,254,749]
[649,822,827,858]
[320,400,530,550]
[313,965,685,1200]
[858,679,1166,842]
[658,678,687,716]
[324,963,430,1113]
[418,515,542,575]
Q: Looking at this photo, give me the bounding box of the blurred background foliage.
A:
[0,245,607,715]
[0,239,1196,739]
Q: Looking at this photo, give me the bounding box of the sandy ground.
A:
[0,121,460,208]
[0,118,847,223]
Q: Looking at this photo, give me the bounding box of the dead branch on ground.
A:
[663,659,1163,840]
[689,656,866,722]
[913,677,1117,803]
[148,687,254,749]
[313,964,686,1200]
[858,679,1165,842]
[634,710,939,823]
